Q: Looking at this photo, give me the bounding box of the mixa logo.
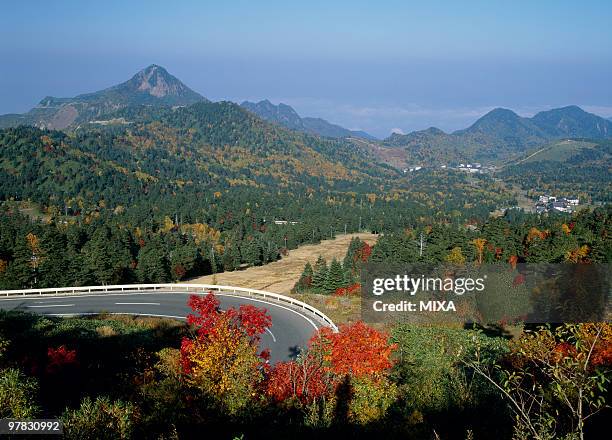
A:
[372,300,457,312]
[420,300,455,312]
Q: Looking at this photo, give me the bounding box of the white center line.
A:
[27,304,74,308]
[265,328,277,343]
[114,302,160,305]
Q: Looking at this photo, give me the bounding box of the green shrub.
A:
[0,368,39,418]
[62,396,136,440]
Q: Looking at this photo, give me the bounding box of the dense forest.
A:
[293,208,611,298]
[0,104,517,290]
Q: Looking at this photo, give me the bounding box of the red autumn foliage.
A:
[591,344,612,367]
[552,342,577,363]
[334,283,361,296]
[354,242,372,263]
[314,321,396,378]
[181,293,272,375]
[46,345,78,374]
[495,247,503,259]
[265,352,330,404]
[186,293,271,345]
[180,338,195,374]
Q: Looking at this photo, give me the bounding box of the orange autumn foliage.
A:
[264,321,397,405]
[314,321,396,378]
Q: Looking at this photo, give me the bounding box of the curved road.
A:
[0,291,320,363]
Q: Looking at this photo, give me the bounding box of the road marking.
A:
[43,312,187,320]
[0,291,321,331]
[115,302,160,305]
[265,328,277,343]
[215,293,320,331]
[27,304,74,308]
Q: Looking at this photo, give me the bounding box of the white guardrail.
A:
[0,283,339,332]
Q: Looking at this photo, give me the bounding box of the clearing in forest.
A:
[185,233,378,294]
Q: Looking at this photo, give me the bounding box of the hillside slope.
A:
[0,101,399,210]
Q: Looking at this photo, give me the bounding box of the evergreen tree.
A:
[311,256,328,294]
[292,262,313,293]
[170,241,198,281]
[241,238,262,267]
[136,240,170,283]
[326,258,345,294]
[4,236,34,289]
[38,227,69,288]
[83,227,118,285]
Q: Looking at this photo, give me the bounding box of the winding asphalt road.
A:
[0,291,320,363]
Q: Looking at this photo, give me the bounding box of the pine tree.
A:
[222,244,237,271]
[326,258,345,294]
[137,240,170,283]
[292,262,313,293]
[38,227,69,288]
[241,238,262,267]
[4,236,34,289]
[83,227,116,285]
[311,256,328,294]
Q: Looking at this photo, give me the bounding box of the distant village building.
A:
[535,194,578,214]
[552,201,570,213]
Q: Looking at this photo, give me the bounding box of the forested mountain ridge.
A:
[0,100,400,212]
[0,94,513,226]
[241,99,377,140]
[0,65,206,130]
[384,105,612,164]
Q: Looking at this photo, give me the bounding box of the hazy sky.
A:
[1,0,612,137]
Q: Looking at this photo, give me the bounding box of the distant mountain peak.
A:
[0,65,207,130]
[532,105,611,137]
[461,107,531,134]
[480,107,521,120]
[240,100,377,140]
[114,64,203,101]
[423,127,446,135]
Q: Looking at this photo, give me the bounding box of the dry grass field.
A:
[185,233,378,294]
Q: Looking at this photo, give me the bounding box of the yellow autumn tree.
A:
[161,216,175,233]
[565,245,590,263]
[472,238,487,264]
[180,223,220,245]
[25,233,41,268]
[181,313,263,415]
[445,247,466,265]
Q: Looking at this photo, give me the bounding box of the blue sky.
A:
[1,0,611,137]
